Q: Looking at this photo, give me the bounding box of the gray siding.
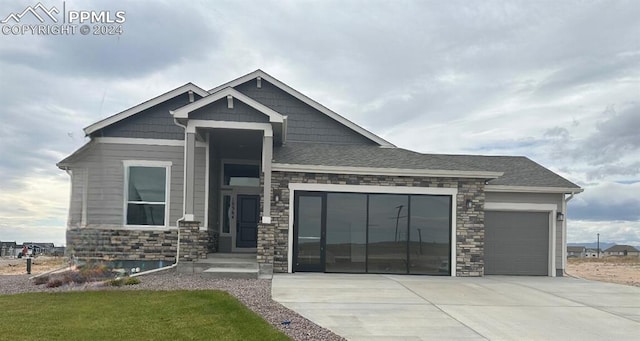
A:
[67,168,86,227]
[95,93,197,140]
[190,98,269,123]
[68,142,206,228]
[486,192,564,272]
[234,79,377,145]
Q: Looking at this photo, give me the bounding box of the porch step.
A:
[178,253,259,279]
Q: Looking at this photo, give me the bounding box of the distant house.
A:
[0,241,17,257]
[585,248,601,258]
[567,246,586,258]
[604,245,640,257]
[23,242,56,255]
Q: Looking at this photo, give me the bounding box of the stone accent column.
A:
[456,180,485,276]
[178,220,207,261]
[257,223,275,275]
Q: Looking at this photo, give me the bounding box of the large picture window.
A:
[295,190,452,275]
[124,161,171,226]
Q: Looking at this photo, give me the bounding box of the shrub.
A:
[124,277,141,285]
[47,279,64,288]
[33,276,49,285]
[106,278,124,287]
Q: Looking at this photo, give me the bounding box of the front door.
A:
[294,192,325,272]
[236,194,259,248]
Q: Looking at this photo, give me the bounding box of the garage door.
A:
[485,211,549,275]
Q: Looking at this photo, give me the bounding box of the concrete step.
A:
[201,267,259,279]
[178,253,260,279]
[206,253,256,259]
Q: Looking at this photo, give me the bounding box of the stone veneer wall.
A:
[66,228,178,261]
[268,172,486,276]
[178,220,208,261]
[66,221,209,262]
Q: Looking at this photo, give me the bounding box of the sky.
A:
[0,0,638,247]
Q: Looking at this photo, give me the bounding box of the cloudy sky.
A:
[1,0,638,247]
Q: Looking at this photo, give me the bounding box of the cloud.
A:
[0,0,215,79]
[568,220,640,246]
[569,181,640,221]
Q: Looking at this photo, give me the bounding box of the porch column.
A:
[262,132,273,223]
[184,131,196,221]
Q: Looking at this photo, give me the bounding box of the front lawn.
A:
[0,290,290,341]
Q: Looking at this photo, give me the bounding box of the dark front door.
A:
[294,192,326,272]
[236,195,259,248]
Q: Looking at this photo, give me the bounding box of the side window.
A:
[124,162,170,226]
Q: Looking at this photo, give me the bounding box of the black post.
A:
[26,257,31,275]
[597,233,600,258]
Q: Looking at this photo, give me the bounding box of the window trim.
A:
[123,160,172,228]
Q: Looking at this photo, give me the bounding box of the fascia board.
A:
[485,185,584,194]
[84,83,208,135]
[272,163,503,179]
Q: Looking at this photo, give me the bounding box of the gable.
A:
[233,78,377,145]
[94,92,199,140]
[189,97,269,123]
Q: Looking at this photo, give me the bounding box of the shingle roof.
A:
[274,143,488,172]
[567,246,586,253]
[441,154,580,188]
[273,142,581,189]
[605,245,639,252]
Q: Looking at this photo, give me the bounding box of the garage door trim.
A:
[484,202,556,277]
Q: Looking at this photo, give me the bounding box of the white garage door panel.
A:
[485,211,549,275]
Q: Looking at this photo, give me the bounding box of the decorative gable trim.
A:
[208,70,395,147]
[171,87,285,123]
[84,83,208,136]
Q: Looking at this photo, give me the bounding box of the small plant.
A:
[33,276,49,285]
[46,278,64,288]
[106,278,124,287]
[124,277,141,285]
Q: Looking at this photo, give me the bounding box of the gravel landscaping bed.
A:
[0,270,345,341]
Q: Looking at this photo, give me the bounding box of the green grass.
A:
[0,290,290,341]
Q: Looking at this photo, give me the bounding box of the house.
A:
[567,246,586,258]
[585,248,601,258]
[58,70,583,277]
[604,245,640,257]
[0,241,17,257]
[23,242,55,255]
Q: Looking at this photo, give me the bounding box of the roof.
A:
[567,246,586,252]
[444,154,581,189]
[273,142,581,189]
[605,245,639,252]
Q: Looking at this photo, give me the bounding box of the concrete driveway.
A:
[272,274,640,340]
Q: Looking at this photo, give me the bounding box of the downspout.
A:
[562,192,576,277]
[131,104,192,277]
[130,217,182,277]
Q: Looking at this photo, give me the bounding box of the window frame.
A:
[122,160,172,228]
[220,159,261,189]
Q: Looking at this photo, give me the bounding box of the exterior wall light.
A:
[466,199,473,209]
[557,212,565,221]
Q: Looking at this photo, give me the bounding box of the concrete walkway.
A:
[272,274,640,340]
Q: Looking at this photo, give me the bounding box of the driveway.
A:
[272,274,640,340]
